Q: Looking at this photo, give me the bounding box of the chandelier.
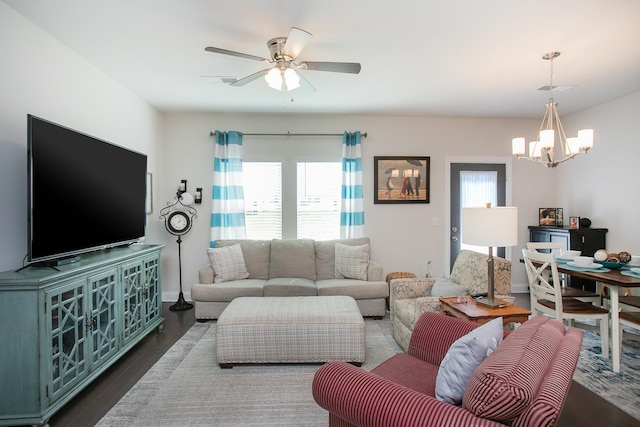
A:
[511,52,593,168]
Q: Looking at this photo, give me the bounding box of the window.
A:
[297,162,341,240]
[460,170,497,254]
[243,161,341,240]
[243,162,282,239]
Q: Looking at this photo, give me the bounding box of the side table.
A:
[439,296,531,326]
[385,271,417,310]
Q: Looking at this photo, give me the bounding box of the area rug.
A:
[572,325,640,421]
[97,318,640,426]
[96,318,403,426]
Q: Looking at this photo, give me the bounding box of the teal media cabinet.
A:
[0,244,164,426]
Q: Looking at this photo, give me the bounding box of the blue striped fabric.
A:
[340,131,365,238]
[211,131,247,245]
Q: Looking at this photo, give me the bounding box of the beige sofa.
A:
[390,250,513,351]
[191,237,389,320]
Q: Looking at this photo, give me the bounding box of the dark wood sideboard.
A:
[528,225,608,291]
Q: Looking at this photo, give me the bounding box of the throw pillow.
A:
[207,244,250,283]
[430,275,469,297]
[335,243,369,280]
[435,316,503,404]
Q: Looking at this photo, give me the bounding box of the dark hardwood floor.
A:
[47,299,638,427]
[48,303,196,427]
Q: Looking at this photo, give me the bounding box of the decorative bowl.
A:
[595,261,626,270]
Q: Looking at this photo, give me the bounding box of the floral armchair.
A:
[390,250,512,351]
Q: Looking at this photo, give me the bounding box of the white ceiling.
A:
[5,0,640,118]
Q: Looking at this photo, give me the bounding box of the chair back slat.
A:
[522,248,564,320]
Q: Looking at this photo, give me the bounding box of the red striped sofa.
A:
[312,312,583,427]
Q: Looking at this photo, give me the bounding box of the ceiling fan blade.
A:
[299,61,361,74]
[230,68,271,86]
[295,70,316,93]
[205,46,271,63]
[282,27,312,60]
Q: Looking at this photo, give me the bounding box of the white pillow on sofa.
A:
[435,316,503,404]
[334,243,369,280]
[430,276,468,297]
[207,244,250,283]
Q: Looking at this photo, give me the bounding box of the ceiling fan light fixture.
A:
[265,68,283,90]
[283,67,300,90]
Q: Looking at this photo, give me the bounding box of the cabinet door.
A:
[143,254,161,325]
[121,260,144,345]
[530,230,548,243]
[548,231,569,249]
[46,279,89,404]
[88,269,119,367]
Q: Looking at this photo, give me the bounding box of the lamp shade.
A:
[462,206,518,247]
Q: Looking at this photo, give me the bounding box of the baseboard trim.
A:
[511,282,529,294]
[163,291,192,303]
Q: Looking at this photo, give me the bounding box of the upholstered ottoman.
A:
[216,296,365,368]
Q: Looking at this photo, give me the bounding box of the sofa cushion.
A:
[435,316,503,404]
[215,239,271,280]
[430,276,469,297]
[335,243,370,280]
[317,279,388,299]
[264,278,318,297]
[462,315,566,423]
[371,353,440,396]
[315,238,371,280]
[269,239,317,280]
[191,280,265,302]
[207,244,250,283]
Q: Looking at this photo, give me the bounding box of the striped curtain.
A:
[210,131,246,245]
[340,131,365,238]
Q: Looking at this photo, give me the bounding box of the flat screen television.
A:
[27,114,148,265]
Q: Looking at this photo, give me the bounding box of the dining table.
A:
[555,262,640,373]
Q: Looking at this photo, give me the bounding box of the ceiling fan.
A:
[204,27,361,92]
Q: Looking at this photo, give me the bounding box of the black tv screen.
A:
[28,115,147,264]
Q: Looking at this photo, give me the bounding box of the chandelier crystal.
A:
[512,52,593,168]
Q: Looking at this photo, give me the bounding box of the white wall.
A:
[558,92,640,256]
[0,3,161,271]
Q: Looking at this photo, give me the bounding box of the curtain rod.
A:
[209,131,367,138]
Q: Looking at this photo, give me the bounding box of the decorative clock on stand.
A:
[160,180,198,311]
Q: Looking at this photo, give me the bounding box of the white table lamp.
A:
[462,204,518,308]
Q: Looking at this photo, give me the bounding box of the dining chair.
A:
[619,310,640,358]
[526,242,602,305]
[600,284,640,310]
[522,248,610,358]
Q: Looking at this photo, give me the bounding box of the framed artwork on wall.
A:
[146,173,153,214]
[374,156,430,204]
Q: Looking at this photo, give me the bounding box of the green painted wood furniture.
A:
[0,244,163,427]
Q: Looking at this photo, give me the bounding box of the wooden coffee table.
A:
[439,296,531,325]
